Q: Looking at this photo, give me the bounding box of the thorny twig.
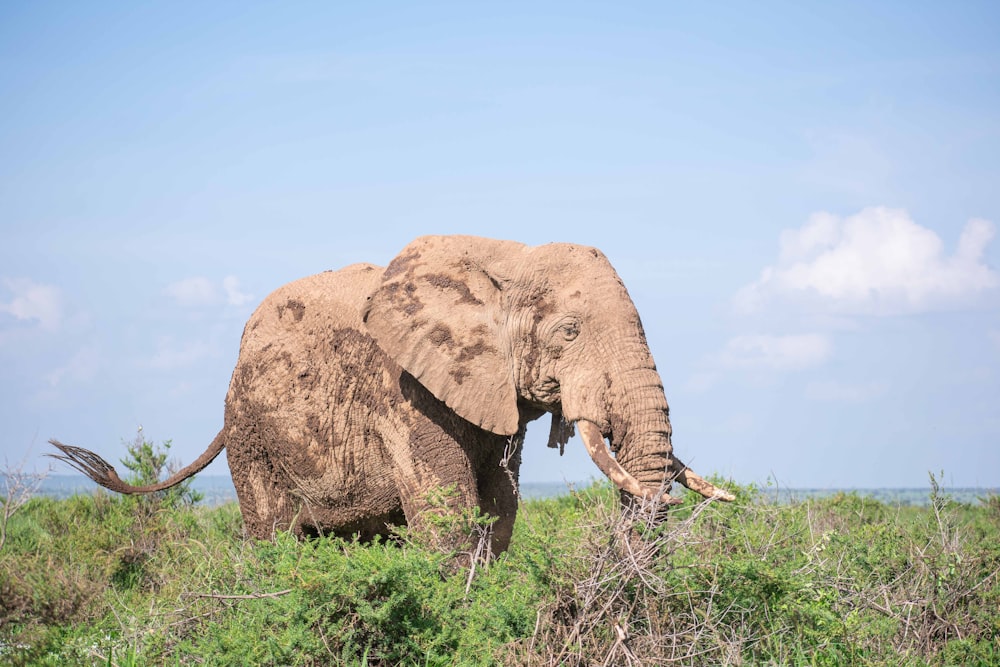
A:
[465,520,494,596]
[500,432,523,502]
[181,589,292,600]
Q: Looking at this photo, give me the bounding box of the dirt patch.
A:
[383,249,421,280]
[427,323,454,348]
[276,298,306,322]
[423,273,484,306]
[520,286,555,324]
[455,340,496,363]
[449,367,471,385]
[378,281,424,317]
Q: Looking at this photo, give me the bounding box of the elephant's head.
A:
[363,235,732,503]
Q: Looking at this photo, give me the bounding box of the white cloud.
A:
[717,334,832,371]
[222,276,253,306]
[805,379,888,402]
[0,278,63,330]
[686,334,832,390]
[164,276,253,308]
[735,208,998,315]
[164,277,220,307]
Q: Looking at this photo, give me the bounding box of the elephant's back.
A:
[239,263,383,355]
[224,263,404,515]
[228,260,393,424]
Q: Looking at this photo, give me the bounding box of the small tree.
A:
[120,429,203,510]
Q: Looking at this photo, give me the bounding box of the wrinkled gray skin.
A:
[50,235,732,554]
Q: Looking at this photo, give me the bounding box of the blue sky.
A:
[2,2,998,488]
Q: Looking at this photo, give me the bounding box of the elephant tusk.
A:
[577,420,735,503]
[670,455,736,501]
[577,420,660,502]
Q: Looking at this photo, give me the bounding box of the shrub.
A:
[1,476,998,665]
[119,429,204,510]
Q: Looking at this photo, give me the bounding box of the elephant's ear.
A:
[362,236,521,436]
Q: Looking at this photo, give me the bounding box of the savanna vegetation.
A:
[2,437,998,666]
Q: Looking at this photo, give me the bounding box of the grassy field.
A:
[2,445,998,665]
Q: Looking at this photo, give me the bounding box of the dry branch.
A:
[1,455,51,551]
[181,589,292,600]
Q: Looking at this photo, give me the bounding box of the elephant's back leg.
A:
[224,409,301,539]
[231,457,298,539]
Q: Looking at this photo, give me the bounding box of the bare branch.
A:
[1,454,52,551]
[181,589,292,601]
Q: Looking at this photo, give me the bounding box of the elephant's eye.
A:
[559,321,580,342]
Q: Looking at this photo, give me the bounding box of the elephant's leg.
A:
[385,426,482,553]
[229,449,301,540]
[475,434,523,555]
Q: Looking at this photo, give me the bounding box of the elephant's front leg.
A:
[474,432,523,555]
[386,421,483,556]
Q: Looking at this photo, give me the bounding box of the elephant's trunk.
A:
[577,420,672,502]
[580,366,733,503]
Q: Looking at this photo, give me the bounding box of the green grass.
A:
[2,476,998,666]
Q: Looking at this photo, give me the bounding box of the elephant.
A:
[50,235,733,554]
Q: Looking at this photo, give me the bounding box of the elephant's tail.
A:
[47,432,225,495]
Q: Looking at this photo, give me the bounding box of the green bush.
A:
[1,474,998,665]
[119,430,204,510]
